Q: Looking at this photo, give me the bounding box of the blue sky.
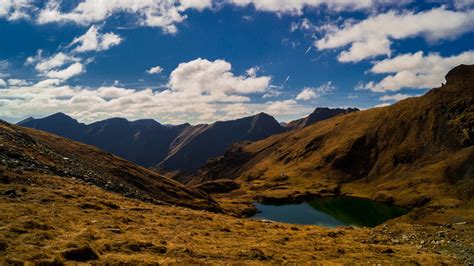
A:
[0,0,473,124]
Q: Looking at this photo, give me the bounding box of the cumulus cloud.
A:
[147,65,164,74]
[37,0,212,34]
[265,99,297,115]
[295,81,335,101]
[70,25,122,53]
[361,50,474,92]
[245,66,260,78]
[316,7,474,62]
[169,58,270,97]
[0,58,292,124]
[0,79,7,87]
[7,79,31,86]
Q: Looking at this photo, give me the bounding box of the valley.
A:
[0,65,473,264]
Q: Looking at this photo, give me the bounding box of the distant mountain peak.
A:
[46,112,77,121]
[17,117,35,125]
[285,107,359,130]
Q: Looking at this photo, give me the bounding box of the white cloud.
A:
[316,7,474,62]
[262,84,281,98]
[295,81,335,101]
[179,0,212,10]
[0,0,31,20]
[37,0,212,34]
[34,79,63,88]
[228,0,377,14]
[28,52,80,72]
[96,86,135,98]
[245,66,260,78]
[7,79,30,86]
[147,65,164,74]
[0,58,308,124]
[70,25,123,53]
[296,87,317,101]
[0,79,6,87]
[265,99,297,115]
[46,62,84,80]
[362,50,474,92]
[169,58,270,97]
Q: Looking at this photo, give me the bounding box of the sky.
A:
[0,0,473,125]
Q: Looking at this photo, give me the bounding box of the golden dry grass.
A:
[0,172,469,264]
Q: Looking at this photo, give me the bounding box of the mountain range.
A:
[2,65,473,264]
[18,107,357,178]
[196,64,474,208]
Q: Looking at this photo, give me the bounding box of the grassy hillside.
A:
[0,165,466,264]
[197,65,474,210]
[0,121,219,211]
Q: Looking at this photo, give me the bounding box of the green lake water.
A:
[251,196,409,228]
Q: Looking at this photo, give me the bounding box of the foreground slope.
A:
[0,121,219,211]
[197,65,474,209]
[0,160,466,264]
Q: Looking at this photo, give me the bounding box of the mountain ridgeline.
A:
[195,64,474,207]
[0,120,220,211]
[18,108,357,177]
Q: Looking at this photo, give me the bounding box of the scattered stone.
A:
[382,248,395,254]
[102,201,121,209]
[62,246,99,262]
[108,228,122,234]
[3,189,18,198]
[78,203,103,210]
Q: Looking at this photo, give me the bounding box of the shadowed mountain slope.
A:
[18,115,187,168]
[0,121,220,211]
[156,113,285,175]
[196,65,474,207]
[19,112,291,176]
